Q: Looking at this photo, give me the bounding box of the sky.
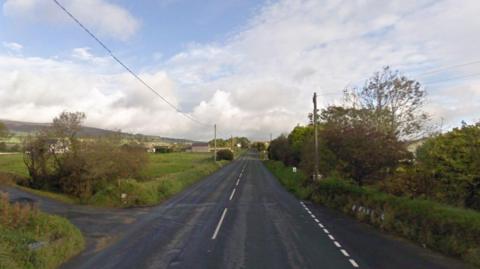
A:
[0,0,479,141]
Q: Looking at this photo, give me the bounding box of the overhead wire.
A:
[52,0,209,127]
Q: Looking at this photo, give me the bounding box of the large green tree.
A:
[416,122,480,209]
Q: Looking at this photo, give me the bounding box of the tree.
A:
[23,112,149,198]
[416,122,480,209]
[288,125,313,165]
[251,142,267,152]
[310,106,407,185]
[345,66,429,139]
[268,135,295,166]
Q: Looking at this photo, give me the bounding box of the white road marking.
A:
[341,249,350,257]
[302,203,359,268]
[212,208,228,240]
[229,188,236,200]
[236,179,240,186]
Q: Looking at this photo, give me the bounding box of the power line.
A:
[416,60,480,77]
[52,0,208,126]
[424,72,480,85]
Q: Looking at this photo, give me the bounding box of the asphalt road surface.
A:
[2,152,474,269]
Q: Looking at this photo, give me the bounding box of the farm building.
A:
[190,142,210,153]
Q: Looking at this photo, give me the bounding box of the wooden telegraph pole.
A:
[214,124,217,162]
[313,92,319,181]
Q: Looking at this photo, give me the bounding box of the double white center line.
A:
[211,165,246,240]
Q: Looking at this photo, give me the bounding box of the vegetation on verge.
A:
[264,160,480,267]
[266,66,480,267]
[0,192,84,269]
[0,112,232,208]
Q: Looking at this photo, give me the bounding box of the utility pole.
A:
[214,124,217,162]
[231,135,233,151]
[313,92,319,181]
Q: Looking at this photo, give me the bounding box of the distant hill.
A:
[0,119,197,144]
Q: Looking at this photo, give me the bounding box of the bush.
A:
[216,149,233,161]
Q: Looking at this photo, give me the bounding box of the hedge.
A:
[264,160,480,267]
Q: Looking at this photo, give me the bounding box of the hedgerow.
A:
[265,160,480,267]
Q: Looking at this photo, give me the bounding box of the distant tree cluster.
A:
[209,137,250,149]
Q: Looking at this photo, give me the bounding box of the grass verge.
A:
[89,156,228,207]
[0,192,85,269]
[263,160,480,268]
[0,153,229,207]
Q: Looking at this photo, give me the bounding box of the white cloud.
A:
[2,0,140,41]
[0,53,195,138]
[1,0,480,141]
[163,0,480,139]
[2,41,23,52]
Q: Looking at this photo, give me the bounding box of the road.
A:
[2,152,474,269]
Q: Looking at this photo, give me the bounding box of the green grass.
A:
[0,154,28,178]
[140,152,214,179]
[90,153,228,207]
[263,160,312,199]
[0,193,85,269]
[0,152,228,208]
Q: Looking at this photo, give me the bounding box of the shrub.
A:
[217,149,233,161]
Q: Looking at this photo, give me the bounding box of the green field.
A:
[0,154,28,178]
[0,152,228,207]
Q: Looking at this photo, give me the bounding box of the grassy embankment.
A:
[0,192,84,269]
[264,160,480,268]
[0,152,229,207]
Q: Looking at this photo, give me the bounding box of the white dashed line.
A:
[229,188,236,200]
[236,179,240,186]
[341,249,350,257]
[301,202,359,268]
[212,208,228,240]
